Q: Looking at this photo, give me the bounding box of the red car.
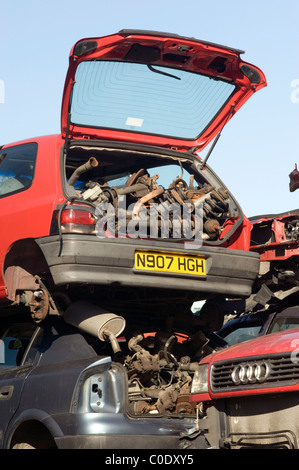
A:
[250,209,299,296]
[0,30,266,324]
[249,169,299,290]
[192,326,299,449]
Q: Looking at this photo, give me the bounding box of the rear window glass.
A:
[71,60,235,140]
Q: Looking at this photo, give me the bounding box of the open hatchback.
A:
[0,29,268,315]
[44,29,266,299]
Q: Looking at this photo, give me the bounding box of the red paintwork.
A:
[192,327,299,402]
[250,212,299,261]
[61,30,266,152]
[220,215,252,251]
[289,164,299,192]
[0,135,65,299]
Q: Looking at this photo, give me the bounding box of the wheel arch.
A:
[6,409,64,449]
[3,238,50,303]
[9,419,57,449]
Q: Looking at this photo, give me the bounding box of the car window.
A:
[71,60,235,140]
[267,316,299,334]
[72,161,191,190]
[101,165,184,189]
[223,325,263,346]
[0,323,38,369]
[0,143,37,197]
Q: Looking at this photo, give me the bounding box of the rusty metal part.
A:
[174,179,188,191]
[169,178,188,190]
[128,334,144,352]
[68,157,98,186]
[132,350,160,374]
[204,219,221,238]
[210,189,229,205]
[132,187,164,217]
[29,288,49,323]
[175,395,194,414]
[189,174,195,190]
[115,183,149,196]
[156,389,179,413]
[4,266,40,303]
[125,168,146,187]
[132,401,155,414]
[170,188,185,206]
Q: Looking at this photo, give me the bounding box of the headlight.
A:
[191,364,209,394]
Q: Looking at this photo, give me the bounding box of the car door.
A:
[0,142,38,299]
[0,137,64,304]
[0,321,40,447]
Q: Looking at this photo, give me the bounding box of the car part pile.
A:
[70,158,232,241]
[124,329,210,416]
[65,300,217,417]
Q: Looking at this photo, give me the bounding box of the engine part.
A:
[62,301,218,417]
[123,326,214,417]
[156,389,179,413]
[132,187,165,217]
[29,288,49,323]
[204,219,221,238]
[75,166,233,241]
[285,219,299,241]
[130,349,160,375]
[68,157,99,186]
[82,182,107,203]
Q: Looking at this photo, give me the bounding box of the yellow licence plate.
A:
[134,250,206,276]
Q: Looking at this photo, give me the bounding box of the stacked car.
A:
[0,30,267,449]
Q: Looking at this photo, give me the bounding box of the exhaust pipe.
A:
[68,157,99,186]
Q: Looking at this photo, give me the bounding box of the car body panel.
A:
[195,314,299,449]
[0,315,208,449]
[61,30,266,152]
[36,234,260,297]
[0,135,65,300]
[207,326,299,363]
[289,164,299,193]
[217,303,299,345]
[249,209,299,305]
[193,327,299,402]
[250,209,299,262]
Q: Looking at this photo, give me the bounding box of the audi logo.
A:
[231,361,270,385]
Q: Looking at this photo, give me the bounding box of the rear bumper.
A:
[36,235,260,297]
[51,408,210,450]
[55,433,209,449]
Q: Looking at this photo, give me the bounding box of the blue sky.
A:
[1,0,298,217]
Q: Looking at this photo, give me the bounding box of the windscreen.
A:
[70,60,235,140]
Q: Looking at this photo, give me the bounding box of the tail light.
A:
[57,207,96,234]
